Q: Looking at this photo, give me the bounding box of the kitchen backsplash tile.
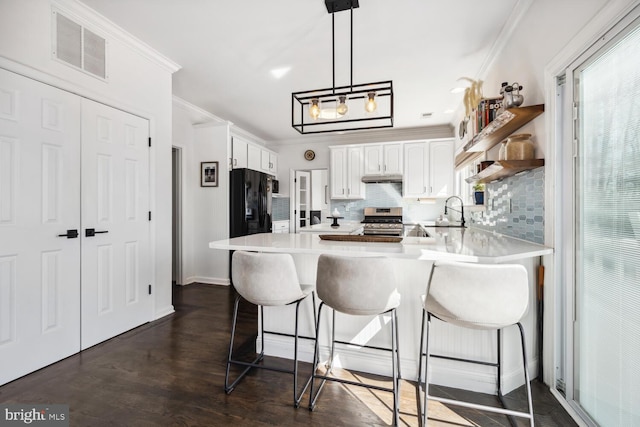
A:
[329,183,444,223]
[272,197,290,221]
[470,168,544,244]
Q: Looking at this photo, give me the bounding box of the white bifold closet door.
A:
[0,69,152,385]
[80,98,152,350]
[0,68,82,385]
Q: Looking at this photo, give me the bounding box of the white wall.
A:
[0,0,179,319]
[191,123,232,284]
[173,98,272,285]
[172,97,227,284]
[454,0,614,159]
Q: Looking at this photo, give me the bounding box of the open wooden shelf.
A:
[455,104,544,167]
[465,159,545,184]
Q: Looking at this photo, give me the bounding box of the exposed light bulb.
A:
[365,92,377,113]
[336,95,348,116]
[309,98,320,120]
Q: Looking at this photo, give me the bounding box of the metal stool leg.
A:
[518,322,535,427]
[225,295,265,394]
[391,308,400,426]
[292,297,314,407]
[309,302,326,410]
[423,312,432,427]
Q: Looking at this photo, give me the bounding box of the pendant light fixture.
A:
[291,0,393,134]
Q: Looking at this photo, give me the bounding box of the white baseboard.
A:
[154,305,175,320]
[261,335,538,395]
[185,276,230,286]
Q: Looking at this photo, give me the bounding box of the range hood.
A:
[361,174,403,183]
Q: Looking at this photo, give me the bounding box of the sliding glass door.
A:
[571,18,640,426]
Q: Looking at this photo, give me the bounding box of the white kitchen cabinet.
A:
[311,169,329,211]
[261,148,270,172]
[272,220,290,234]
[363,143,403,176]
[403,139,454,198]
[403,142,429,198]
[383,143,403,175]
[254,147,277,176]
[268,151,278,176]
[247,144,261,171]
[363,145,383,175]
[347,146,365,198]
[232,137,248,169]
[330,146,365,199]
[330,147,347,198]
[429,140,454,197]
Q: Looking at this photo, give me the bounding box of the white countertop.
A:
[297,220,364,234]
[209,227,553,263]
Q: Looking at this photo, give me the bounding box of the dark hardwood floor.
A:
[0,284,576,426]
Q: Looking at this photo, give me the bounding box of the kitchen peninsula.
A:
[209,228,552,394]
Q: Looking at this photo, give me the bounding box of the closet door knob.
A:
[85,228,109,237]
[57,229,79,239]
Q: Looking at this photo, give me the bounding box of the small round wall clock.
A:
[304,149,316,161]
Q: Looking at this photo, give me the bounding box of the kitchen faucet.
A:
[444,196,466,227]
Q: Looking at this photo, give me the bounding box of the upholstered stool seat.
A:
[225,251,316,408]
[418,260,534,426]
[309,254,401,425]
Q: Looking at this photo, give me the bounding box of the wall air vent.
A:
[52,9,108,80]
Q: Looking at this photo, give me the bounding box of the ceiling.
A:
[79,0,522,142]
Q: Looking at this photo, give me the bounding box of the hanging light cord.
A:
[350,6,353,91]
[331,6,355,95]
[332,12,335,95]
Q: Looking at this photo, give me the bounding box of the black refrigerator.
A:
[229,168,272,238]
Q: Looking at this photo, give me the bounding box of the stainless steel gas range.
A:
[361,207,403,236]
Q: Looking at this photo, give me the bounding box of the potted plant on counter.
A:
[473,183,485,205]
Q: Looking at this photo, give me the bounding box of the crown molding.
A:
[174,96,268,146]
[52,0,181,74]
[271,124,454,146]
[475,0,534,80]
[173,96,227,125]
[230,125,268,147]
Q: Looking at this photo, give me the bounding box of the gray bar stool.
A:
[418,260,534,426]
[225,251,316,408]
[309,254,401,425]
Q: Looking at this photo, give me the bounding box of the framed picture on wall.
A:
[201,161,218,187]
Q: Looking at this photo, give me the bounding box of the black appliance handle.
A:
[258,179,265,228]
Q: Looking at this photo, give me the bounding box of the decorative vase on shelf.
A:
[474,191,484,205]
[472,183,485,205]
[505,133,534,160]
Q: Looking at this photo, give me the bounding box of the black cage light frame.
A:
[291,2,394,135]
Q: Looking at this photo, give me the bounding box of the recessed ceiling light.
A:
[443,109,455,114]
[450,87,465,94]
[421,112,433,119]
[271,67,291,79]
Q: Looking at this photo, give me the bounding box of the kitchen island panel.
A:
[210,230,549,394]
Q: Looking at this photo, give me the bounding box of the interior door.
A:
[80,98,151,350]
[0,68,81,385]
[295,170,310,231]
